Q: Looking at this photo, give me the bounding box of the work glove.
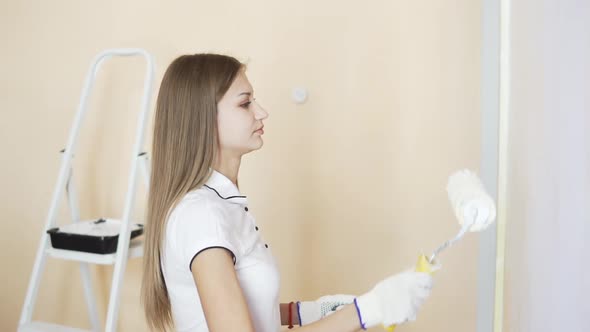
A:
[354,269,433,330]
[296,294,356,325]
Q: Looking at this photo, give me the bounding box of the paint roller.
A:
[385,169,497,331]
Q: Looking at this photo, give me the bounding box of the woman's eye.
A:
[240,101,252,108]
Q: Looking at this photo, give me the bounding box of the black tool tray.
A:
[47,218,143,254]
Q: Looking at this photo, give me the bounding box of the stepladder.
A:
[19,48,155,332]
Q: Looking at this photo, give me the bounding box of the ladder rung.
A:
[19,321,91,332]
[45,238,143,265]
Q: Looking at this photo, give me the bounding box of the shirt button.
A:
[244,207,249,212]
[265,244,268,248]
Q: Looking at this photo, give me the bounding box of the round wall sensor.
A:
[292,87,308,104]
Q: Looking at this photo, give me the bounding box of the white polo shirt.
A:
[161,170,281,332]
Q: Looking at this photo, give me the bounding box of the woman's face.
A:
[216,70,269,157]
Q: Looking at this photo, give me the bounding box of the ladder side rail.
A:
[19,50,108,326]
[104,49,155,332]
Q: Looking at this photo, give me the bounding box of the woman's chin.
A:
[245,139,264,153]
[253,139,264,150]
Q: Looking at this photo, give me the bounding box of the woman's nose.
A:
[253,100,269,120]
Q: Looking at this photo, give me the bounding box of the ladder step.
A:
[19,321,91,332]
[45,238,143,265]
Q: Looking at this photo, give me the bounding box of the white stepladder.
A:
[19,48,155,332]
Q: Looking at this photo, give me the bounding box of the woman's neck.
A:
[213,153,241,187]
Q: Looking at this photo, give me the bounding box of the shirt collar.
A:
[204,169,248,206]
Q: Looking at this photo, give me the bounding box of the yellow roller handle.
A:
[384,255,434,331]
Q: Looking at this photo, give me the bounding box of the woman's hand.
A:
[354,269,433,329]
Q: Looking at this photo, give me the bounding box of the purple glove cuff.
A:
[296,301,302,326]
[353,298,367,330]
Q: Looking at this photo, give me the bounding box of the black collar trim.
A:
[203,184,247,200]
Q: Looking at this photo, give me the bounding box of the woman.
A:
[141,53,434,332]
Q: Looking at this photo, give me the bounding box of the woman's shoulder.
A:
[169,187,227,225]
[165,187,243,256]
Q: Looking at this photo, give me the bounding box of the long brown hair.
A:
[141,54,243,331]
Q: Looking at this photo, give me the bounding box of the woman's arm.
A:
[191,248,256,332]
[193,250,430,332]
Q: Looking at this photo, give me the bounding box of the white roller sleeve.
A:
[446,169,496,232]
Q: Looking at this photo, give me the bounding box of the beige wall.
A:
[1,1,482,331]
